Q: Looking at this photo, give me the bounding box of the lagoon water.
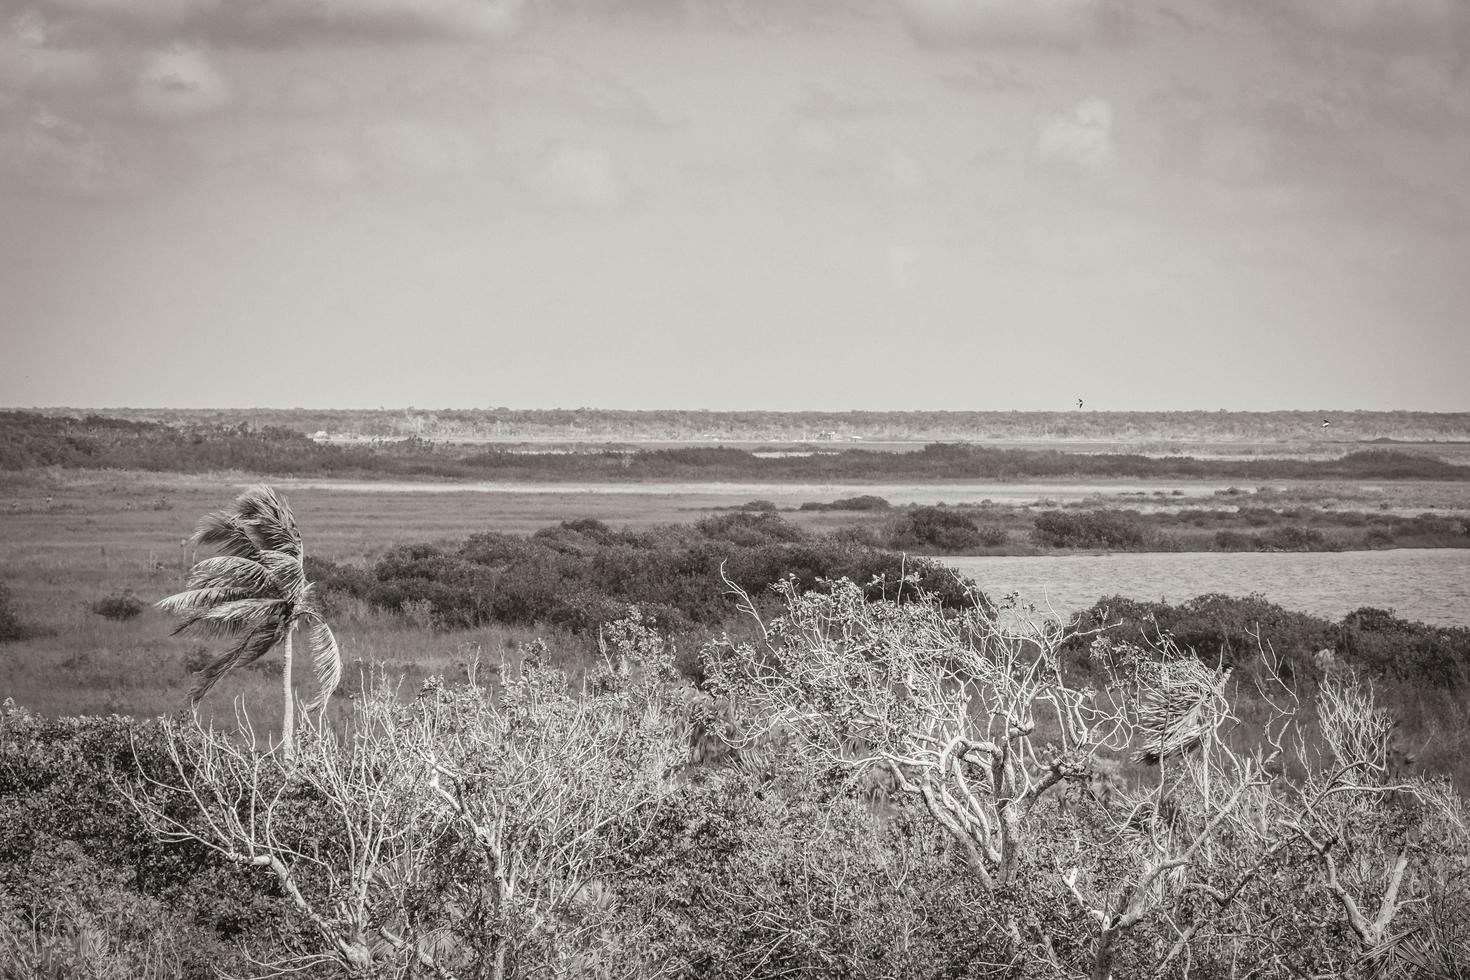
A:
[947,549,1470,627]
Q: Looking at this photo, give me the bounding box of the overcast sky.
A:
[1,0,1466,411]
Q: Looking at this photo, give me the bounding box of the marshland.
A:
[2,409,1469,978]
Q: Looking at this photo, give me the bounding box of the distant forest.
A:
[3,411,1468,482]
[20,406,1470,444]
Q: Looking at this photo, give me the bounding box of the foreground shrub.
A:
[0,701,290,980]
[126,615,687,980]
[703,578,1469,978]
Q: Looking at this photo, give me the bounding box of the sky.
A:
[0,0,1467,412]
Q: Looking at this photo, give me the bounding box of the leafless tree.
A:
[126,612,686,980]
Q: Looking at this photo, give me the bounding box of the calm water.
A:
[947,549,1470,627]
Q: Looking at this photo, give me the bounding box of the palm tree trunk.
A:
[282,622,296,762]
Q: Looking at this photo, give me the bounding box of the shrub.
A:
[800,495,891,512]
[1213,530,1257,551]
[887,506,985,552]
[317,521,989,641]
[695,512,807,547]
[90,593,144,622]
[1255,525,1328,551]
[0,584,30,643]
[975,524,1009,547]
[1032,510,1146,550]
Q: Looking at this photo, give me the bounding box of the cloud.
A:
[31,0,527,46]
[536,143,620,209]
[134,46,231,119]
[498,55,676,130]
[896,0,1129,48]
[792,82,893,120]
[939,60,1032,92]
[0,10,108,94]
[1247,0,1470,56]
[369,120,486,179]
[1036,96,1115,173]
[0,106,158,196]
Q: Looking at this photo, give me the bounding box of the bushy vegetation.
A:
[799,494,892,511]
[881,505,1006,551]
[309,514,984,639]
[1033,510,1148,549]
[1071,592,1470,688]
[0,702,298,979]
[6,593,1467,979]
[91,592,145,622]
[0,583,32,642]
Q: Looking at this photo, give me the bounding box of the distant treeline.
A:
[4,412,1469,482]
[28,405,1470,443]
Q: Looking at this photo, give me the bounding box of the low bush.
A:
[799,494,891,512]
[1032,510,1146,549]
[1255,524,1330,551]
[1071,593,1470,687]
[886,506,986,551]
[0,584,31,642]
[90,593,145,622]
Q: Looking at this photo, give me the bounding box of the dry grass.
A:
[0,473,620,723]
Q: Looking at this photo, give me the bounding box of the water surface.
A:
[947,549,1470,627]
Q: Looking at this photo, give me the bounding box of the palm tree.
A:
[158,485,341,759]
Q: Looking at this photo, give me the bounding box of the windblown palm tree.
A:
[158,485,341,759]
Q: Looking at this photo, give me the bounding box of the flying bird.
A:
[1077,398,1084,410]
[1322,419,1331,428]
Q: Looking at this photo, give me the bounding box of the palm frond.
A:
[1132,661,1231,765]
[184,556,280,596]
[189,620,288,704]
[232,485,302,559]
[194,511,263,560]
[300,616,342,714]
[257,550,308,597]
[156,587,262,620]
[173,598,290,640]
